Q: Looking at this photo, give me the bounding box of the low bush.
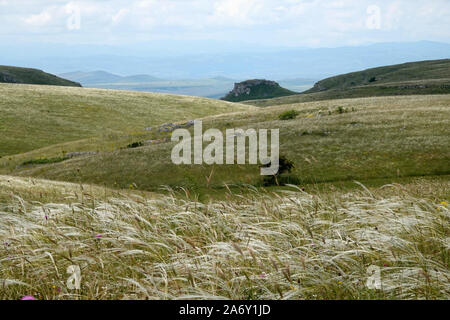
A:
[337,106,348,114]
[126,142,144,149]
[261,155,295,186]
[21,157,69,166]
[279,110,299,120]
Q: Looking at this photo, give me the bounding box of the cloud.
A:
[0,0,449,47]
[112,8,129,24]
[23,10,52,26]
[210,0,261,26]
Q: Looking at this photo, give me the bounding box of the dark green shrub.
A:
[21,157,69,166]
[337,106,346,114]
[279,110,299,120]
[260,155,295,186]
[127,142,144,149]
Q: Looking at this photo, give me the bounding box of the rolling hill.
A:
[2,94,448,198]
[0,83,254,157]
[305,59,450,93]
[244,59,450,107]
[0,65,449,301]
[0,65,81,87]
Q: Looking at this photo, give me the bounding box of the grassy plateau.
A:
[0,71,449,300]
[2,94,448,200]
[0,83,253,157]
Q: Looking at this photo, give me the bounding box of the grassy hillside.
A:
[0,65,81,87]
[0,83,253,157]
[306,59,450,93]
[245,59,450,107]
[222,80,297,102]
[0,174,448,299]
[2,95,448,199]
[0,79,448,300]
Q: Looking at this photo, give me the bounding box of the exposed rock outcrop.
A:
[229,80,278,97]
[221,79,296,102]
[0,72,18,83]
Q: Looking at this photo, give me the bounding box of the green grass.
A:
[0,79,449,300]
[305,59,450,93]
[0,175,448,299]
[0,65,81,87]
[3,94,448,199]
[245,59,450,107]
[0,83,254,157]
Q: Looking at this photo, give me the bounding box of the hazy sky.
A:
[1,0,449,49]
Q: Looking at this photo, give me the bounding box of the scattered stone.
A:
[183,120,196,127]
[398,85,428,89]
[65,152,97,158]
[144,137,170,145]
[154,120,198,133]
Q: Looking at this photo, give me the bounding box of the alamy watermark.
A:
[366,265,382,290]
[66,2,81,30]
[171,120,280,175]
[366,5,381,30]
[66,265,81,290]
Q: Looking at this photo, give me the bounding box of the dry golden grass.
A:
[0,175,448,300]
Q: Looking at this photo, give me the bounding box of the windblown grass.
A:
[0,176,448,300]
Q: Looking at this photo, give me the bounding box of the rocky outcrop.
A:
[0,72,18,83]
[397,84,428,89]
[221,79,296,102]
[227,80,278,97]
[145,120,198,133]
[65,152,97,158]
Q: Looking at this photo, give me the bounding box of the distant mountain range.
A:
[4,57,449,101]
[60,71,161,84]
[59,70,315,98]
[2,41,450,80]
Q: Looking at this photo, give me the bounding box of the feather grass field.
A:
[0,176,448,300]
